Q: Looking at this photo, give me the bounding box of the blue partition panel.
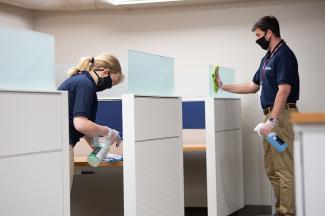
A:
[209,65,235,98]
[96,100,205,131]
[128,50,174,96]
[95,100,123,135]
[182,101,205,129]
[0,27,55,91]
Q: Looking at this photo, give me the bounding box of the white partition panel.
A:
[0,90,70,216]
[0,92,62,156]
[123,94,184,216]
[205,98,244,216]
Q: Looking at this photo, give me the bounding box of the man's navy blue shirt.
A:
[253,42,300,109]
[58,71,98,146]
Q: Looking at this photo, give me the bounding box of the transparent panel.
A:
[209,65,236,98]
[128,50,174,96]
[0,27,55,91]
[55,63,73,88]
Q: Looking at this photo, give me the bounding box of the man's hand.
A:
[214,72,224,90]
[254,118,278,136]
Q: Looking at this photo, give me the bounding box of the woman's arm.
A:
[73,116,109,137]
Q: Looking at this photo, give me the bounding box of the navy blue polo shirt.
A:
[58,71,98,146]
[253,42,300,109]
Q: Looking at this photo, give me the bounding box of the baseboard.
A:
[230,205,272,215]
[185,207,207,214]
[185,205,272,216]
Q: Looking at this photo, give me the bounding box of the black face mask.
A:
[256,33,270,50]
[94,69,113,92]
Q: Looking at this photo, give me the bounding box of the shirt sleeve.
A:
[252,70,260,85]
[73,85,96,119]
[252,58,265,85]
[275,51,298,86]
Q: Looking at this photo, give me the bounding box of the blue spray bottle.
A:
[266,132,288,152]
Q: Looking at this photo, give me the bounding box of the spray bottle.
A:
[254,123,288,153]
[266,132,288,152]
[87,129,121,167]
[87,138,112,167]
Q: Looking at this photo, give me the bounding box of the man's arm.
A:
[215,72,260,94]
[258,84,291,136]
[223,81,260,94]
[270,84,291,119]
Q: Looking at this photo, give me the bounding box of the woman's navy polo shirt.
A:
[58,71,98,146]
[253,42,300,109]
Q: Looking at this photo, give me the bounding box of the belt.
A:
[263,103,297,116]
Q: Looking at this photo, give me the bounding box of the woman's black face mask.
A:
[94,69,113,92]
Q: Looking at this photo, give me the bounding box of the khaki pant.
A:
[263,108,298,216]
[69,145,74,190]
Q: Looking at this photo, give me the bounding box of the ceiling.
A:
[0,0,267,11]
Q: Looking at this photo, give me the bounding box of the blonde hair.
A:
[67,53,124,85]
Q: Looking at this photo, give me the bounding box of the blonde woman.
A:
[58,53,124,188]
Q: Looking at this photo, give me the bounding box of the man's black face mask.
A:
[94,69,113,92]
[256,33,270,50]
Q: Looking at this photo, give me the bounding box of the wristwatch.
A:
[269,117,279,127]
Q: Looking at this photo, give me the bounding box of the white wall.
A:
[32,0,325,205]
[0,3,34,30]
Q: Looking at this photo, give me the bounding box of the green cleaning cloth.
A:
[211,65,220,94]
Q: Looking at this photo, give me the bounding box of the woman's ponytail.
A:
[67,57,94,76]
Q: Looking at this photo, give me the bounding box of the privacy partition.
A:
[205,97,244,216]
[0,90,70,216]
[0,27,55,91]
[122,94,184,216]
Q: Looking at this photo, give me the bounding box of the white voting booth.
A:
[0,28,70,216]
[181,65,244,215]
[124,51,185,215]
[123,94,184,216]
